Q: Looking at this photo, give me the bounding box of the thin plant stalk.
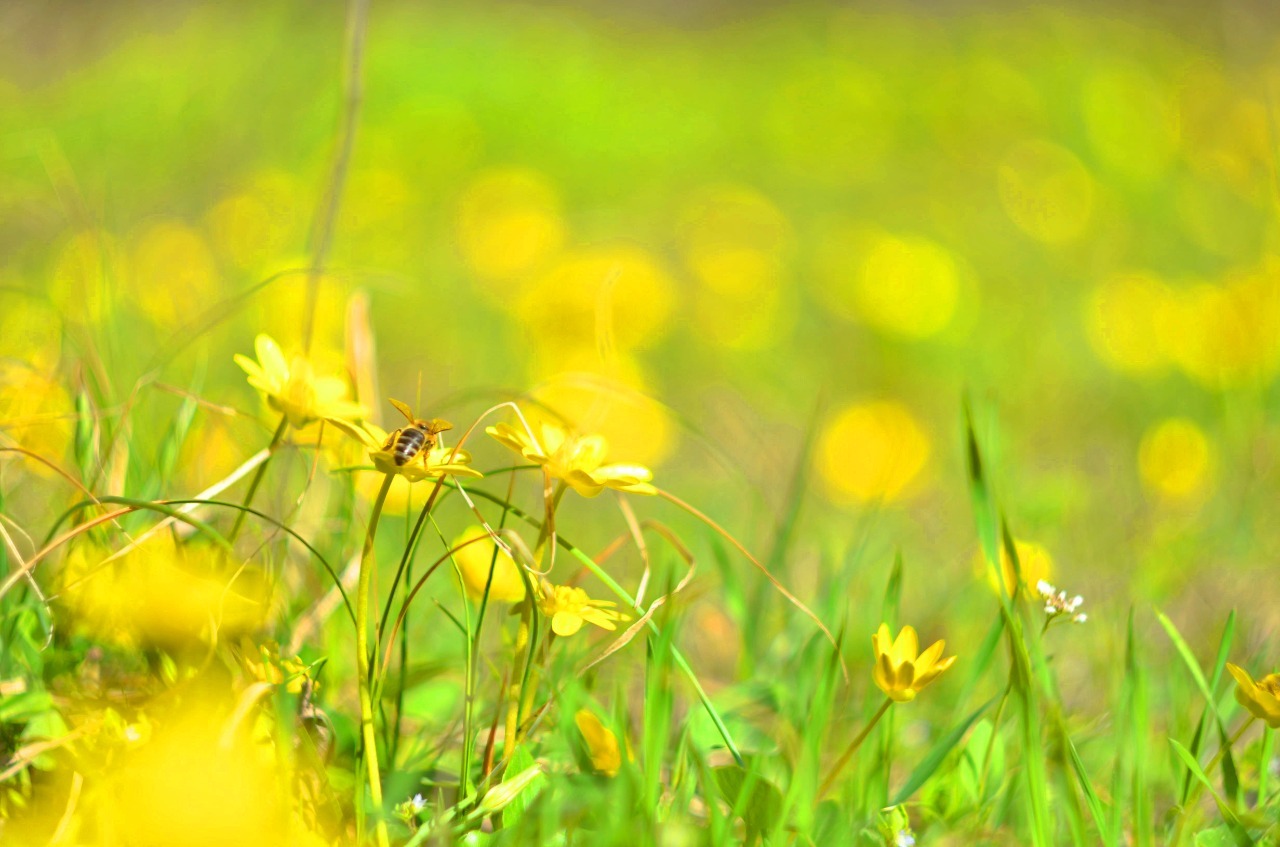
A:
[1258,727,1274,809]
[357,473,394,847]
[505,478,563,755]
[817,696,894,801]
[228,416,288,542]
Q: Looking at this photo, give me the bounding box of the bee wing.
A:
[389,398,416,423]
[428,418,454,434]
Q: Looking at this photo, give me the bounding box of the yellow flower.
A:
[452,526,526,603]
[538,583,630,637]
[234,333,365,428]
[329,418,483,482]
[574,709,622,777]
[486,421,656,497]
[1227,663,1280,728]
[871,624,956,703]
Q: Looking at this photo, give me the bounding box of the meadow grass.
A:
[2,1,1280,845]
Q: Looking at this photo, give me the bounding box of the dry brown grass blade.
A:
[0,507,134,602]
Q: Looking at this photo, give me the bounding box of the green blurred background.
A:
[3,1,1279,685]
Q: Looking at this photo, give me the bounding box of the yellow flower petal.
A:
[552,611,584,637]
[574,710,622,777]
[255,334,288,381]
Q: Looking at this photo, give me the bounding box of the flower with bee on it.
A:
[486,420,656,497]
[234,333,365,429]
[329,413,482,482]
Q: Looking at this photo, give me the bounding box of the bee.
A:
[383,398,453,466]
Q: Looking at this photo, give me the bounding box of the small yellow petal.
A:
[552,611,584,637]
[255,334,288,380]
[892,626,919,666]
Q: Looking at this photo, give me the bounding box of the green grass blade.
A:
[892,695,996,804]
[1169,740,1253,847]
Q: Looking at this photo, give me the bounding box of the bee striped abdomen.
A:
[393,427,428,465]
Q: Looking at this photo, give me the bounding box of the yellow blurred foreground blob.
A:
[975,538,1054,598]
[452,525,526,603]
[99,697,329,847]
[205,169,307,272]
[0,360,72,474]
[49,230,120,325]
[817,401,929,503]
[998,140,1094,244]
[128,220,218,327]
[0,290,63,372]
[457,166,566,284]
[60,537,270,650]
[1138,418,1214,504]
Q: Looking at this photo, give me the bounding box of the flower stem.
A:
[358,473,393,847]
[504,608,531,758]
[817,697,893,801]
[228,416,288,543]
[978,676,1016,803]
[1258,726,1273,808]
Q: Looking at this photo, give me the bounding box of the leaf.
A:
[714,765,784,840]
[1169,740,1253,847]
[500,746,546,828]
[1061,723,1111,845]
[893,696,997,805]
[1158,610,1239,801]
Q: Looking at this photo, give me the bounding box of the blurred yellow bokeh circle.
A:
[998,140,1095,244]
[856,233,959,339]
[1085,272,1173,374]
[529,355,675,468]
[205,169,306,272]
[129,220,218,327]
[974,538,1053,597]
[0,289,62,371]
[49,229,120,325]
[816,400,930,503]
[457,167,566,284]
[518,247,676,354]
[250,266,351,357]
[1138,418,1213,503]
[341,167,418,265]
[0,360,72,473]
[694,278,796,351]
[677,184,793,259]
[1158,275,1280,388]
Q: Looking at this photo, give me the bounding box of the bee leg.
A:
[381,429,400,452]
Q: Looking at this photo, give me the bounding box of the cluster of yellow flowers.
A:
[236,333,647,637]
